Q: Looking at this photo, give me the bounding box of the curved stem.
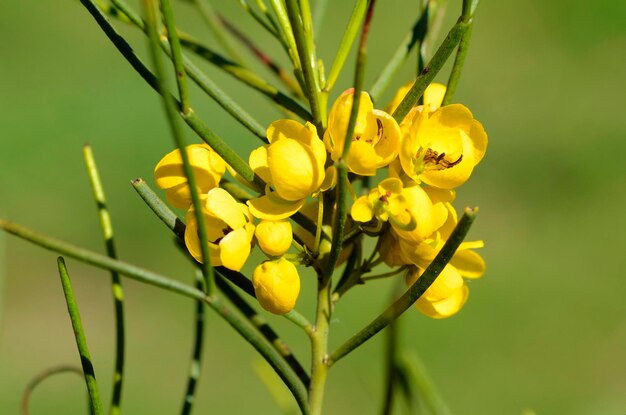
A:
[82,145,126,415]
[329,208,477,365]
[57,257,104,415]
[21,365,84,415]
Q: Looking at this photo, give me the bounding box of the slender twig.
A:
[194,0,245,64]
[82,145,125,415]
[215,274,311,387]
[323,0,376,281]
[312,0,328,40]
[329,208,478,365]
[324,0,369,92]
[79,0,262,186]
[161,0,190,112]
[361,266,408,282]
[399,351,453,415]
[238,0,282,40]
[180,270,206,415]
[218,14,304,98]
[369,4,429,102]
[21,365,83,415]
[442,0,479,105]
[267,0,305,88]
[391,20,470,124]
[285,0,323,130]
[145,0,216,294]
[57,257,104,415]
[380,319,399,415]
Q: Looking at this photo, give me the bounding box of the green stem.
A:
[312,0,328,40]
[369,5,429,102]
[21,365,84,415]
[308,276,332,415]
[267,0,305,89]
[144,0,216,294]
[180,270,206,415]
[82,145,126,415]
[195,0,245,64]
[380,319,399,415]
[285,0,323,130]
[161,0,190,112]
[79,0,262,186]
[57,257,104,415]
[324,0,369,92]
[328,208,477,365]
[361,266,408,282]
[215,274,311,387]
[442,0,479,105]
[391,20,470,124]
[217,14,305,99]
[399,350,453,415]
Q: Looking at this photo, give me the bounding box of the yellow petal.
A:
[450,248,486,279]
[346,140,378,176]
[219,227,252,271]
[249,146,272,184]
[371,110,401,167]
[266,119,311,144]
[320,166,336,192]
[416,284,468,319]
[154,144,220,190]
[351,196,374,223]
[247,192,306,221]
[205,188,247,230]
[255,220,293,257]
[423,83,447,110]
[470,119,488,164]
[268,139,321,200]
[252,258,300,314]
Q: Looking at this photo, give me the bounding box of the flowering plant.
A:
[1,0,487,413]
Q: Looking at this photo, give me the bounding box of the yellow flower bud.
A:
[252,258,300,315]
[255,220,293,257]
[154,144,226,208]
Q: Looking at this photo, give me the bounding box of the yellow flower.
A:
[185,188,255,271]
[324,90,400,176]
[351,178,421,233]
[247,119,327,220]
[398,102,487,189]
[255,220,293,257]
[252,258,300,314]
[154,144,226,209]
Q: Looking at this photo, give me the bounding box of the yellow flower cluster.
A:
[153,83,487,318]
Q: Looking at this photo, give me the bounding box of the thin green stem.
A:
[308,276,332,415]
[195,0,245,64]
[442,0,478,105]
[328,208,477,365]
[161,0,190,112]
[21,365,83,415]
[238,0,282,40]
[82,145,125,415]
[267,0,305,88]
[399,350,453,415]
[0,218,207,300]
[285,0,323,130]
[312,0,328,40]
[215,274,311,387]
[380,319,399,415]
[323,0,376,281]
[217,14,304,98]
[324,0,369,92]
[391,20,470,124]
[362,266,408,282]
[180,270,206,415]
[79,0,262,187]
[331,241,361,302]
[57,257,104,415]
[144,0,216,294]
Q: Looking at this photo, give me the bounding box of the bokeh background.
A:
[1,1,625,414]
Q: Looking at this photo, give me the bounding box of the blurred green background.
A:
[1,0,625,414]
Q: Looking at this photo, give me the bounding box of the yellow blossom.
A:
[351,178,409,224]
[398,102,487,189]
[154,144,226,209]
[407,264,470,319]
[386,82,447,114]
[252,258,300,314]
[255,220,293,257]
[324,90,400,176]
[185,188,255,271]
[248,119,327,220]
